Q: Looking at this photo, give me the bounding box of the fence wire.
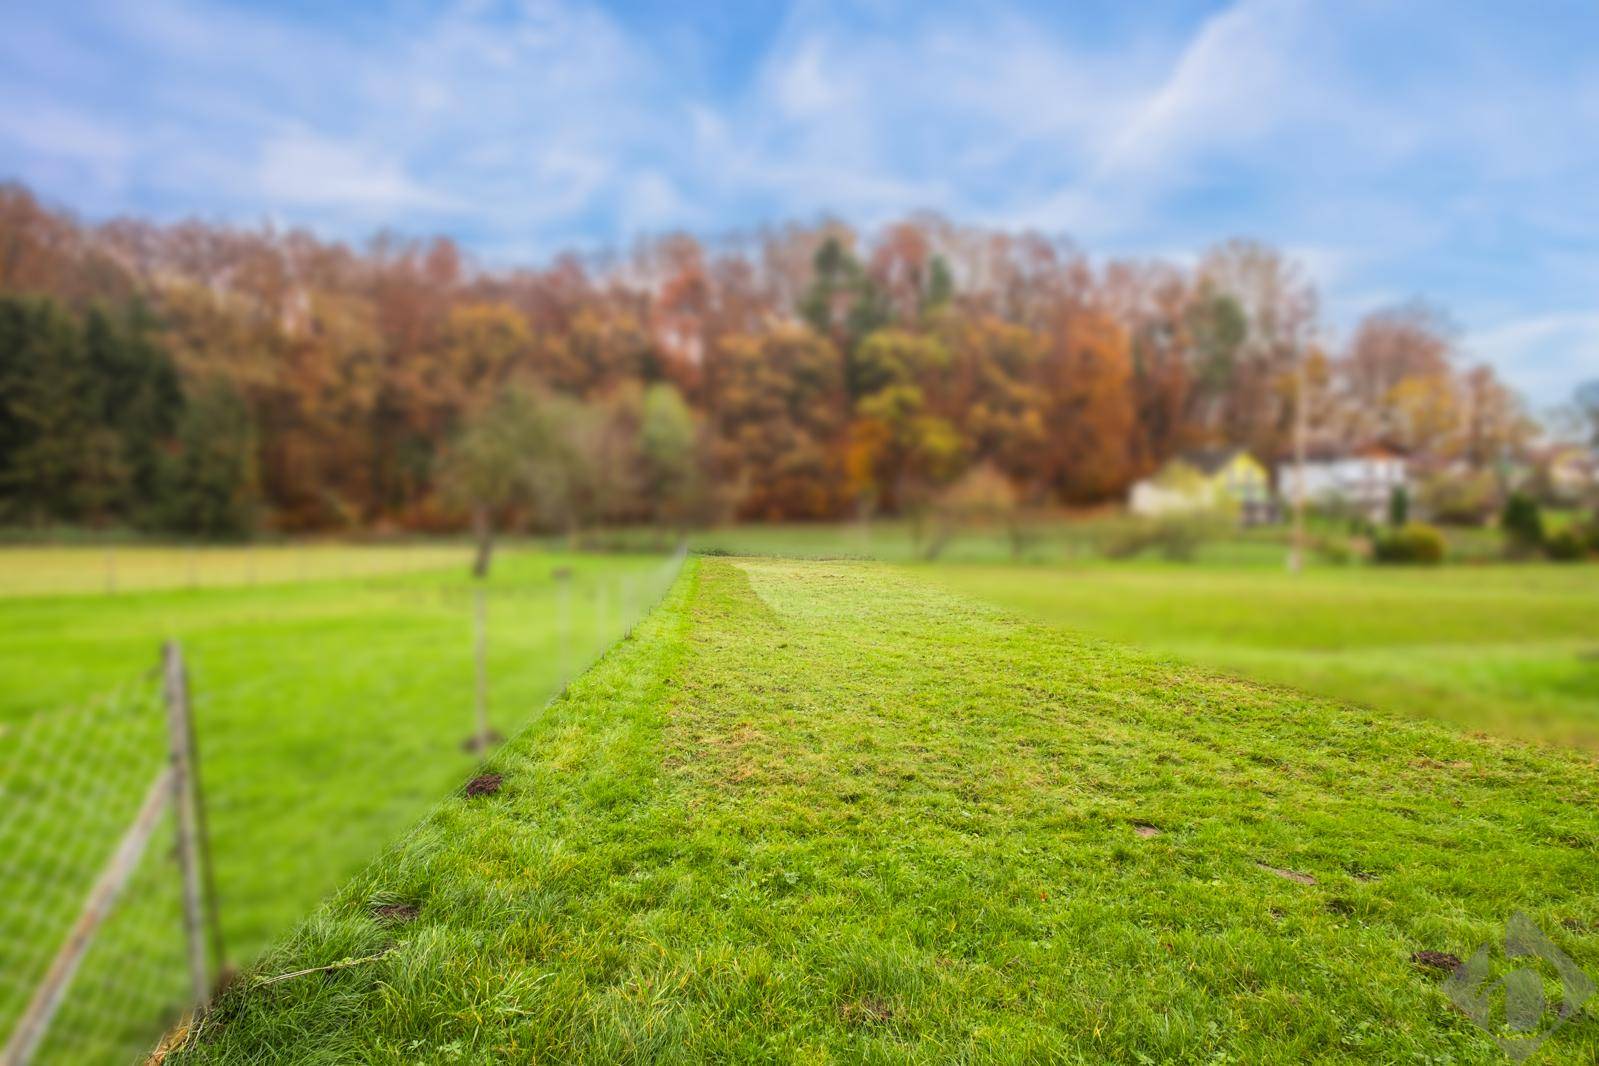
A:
[0,546,685,1065]
[0,687,190,1065]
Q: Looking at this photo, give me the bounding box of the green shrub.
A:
[1152,513,1221,561]
[1500,491,1545,557]
[1101,512,1224,562]
[1313,536,1354,566]
[1418,470,1497,525]
[1099,523,1147,559]
[1387,485,1409,528]
[1545,527,1586,561]
[1374,522,1447,565]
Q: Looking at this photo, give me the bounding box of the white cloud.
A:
[1089,0,1309,183]
[772,38,844,119]
[258,133,456,213]
[0,94,131,173]
[1467,313,1599,406]
[620,171,699,234]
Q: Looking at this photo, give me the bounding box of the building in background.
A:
[1532,444,1599,504]
[1279,445,1409,523]
[1129,448,1272,524]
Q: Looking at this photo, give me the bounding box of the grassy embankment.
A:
[176,557,1599,1063]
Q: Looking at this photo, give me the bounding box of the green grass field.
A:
[171,557,1598,1064]
[926,562,1599,750]
[0,545,678,1063]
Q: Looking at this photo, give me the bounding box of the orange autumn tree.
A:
[937,312,1046,496]
[1036,307,1136,503]
[712,325,849,519]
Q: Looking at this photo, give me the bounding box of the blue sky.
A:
[2,0,1597,406]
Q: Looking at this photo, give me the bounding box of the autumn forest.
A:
[0,181,1530,537]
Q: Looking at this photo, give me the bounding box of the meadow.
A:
[928,561,1599,750]
[173,557,1599,1063]
[0,544,679,1063]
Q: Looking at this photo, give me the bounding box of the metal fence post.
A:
[163,641,214,1007]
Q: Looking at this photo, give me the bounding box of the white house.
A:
[1540,444,1599,503]
[1278,446,1408,521]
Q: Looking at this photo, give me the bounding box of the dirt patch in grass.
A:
[464,773,503,797]
[1133,824,1161,838]
[841,997,896,1027]
[1410,950,1463,971]
[705,722,765,749]
[1257,862,1315,885]
[372,903,419,924]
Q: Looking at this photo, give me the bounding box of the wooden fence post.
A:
[163,641,213,1007]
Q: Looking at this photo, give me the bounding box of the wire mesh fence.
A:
[0,684,190,1066]
[0,545,685,1064]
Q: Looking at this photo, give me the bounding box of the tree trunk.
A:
[471,503,494,579]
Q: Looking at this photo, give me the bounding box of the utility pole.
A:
[1289,349,1308,574]
[472,584,491,750]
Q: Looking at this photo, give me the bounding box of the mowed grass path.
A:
[180,558,1598,1063]
[926,563,1599,750]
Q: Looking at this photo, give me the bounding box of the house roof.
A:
[1176,447,1254,476]
[1536,442,1598,464]
[1287,440,1410,464]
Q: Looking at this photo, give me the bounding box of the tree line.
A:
[0,181,1544,538]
